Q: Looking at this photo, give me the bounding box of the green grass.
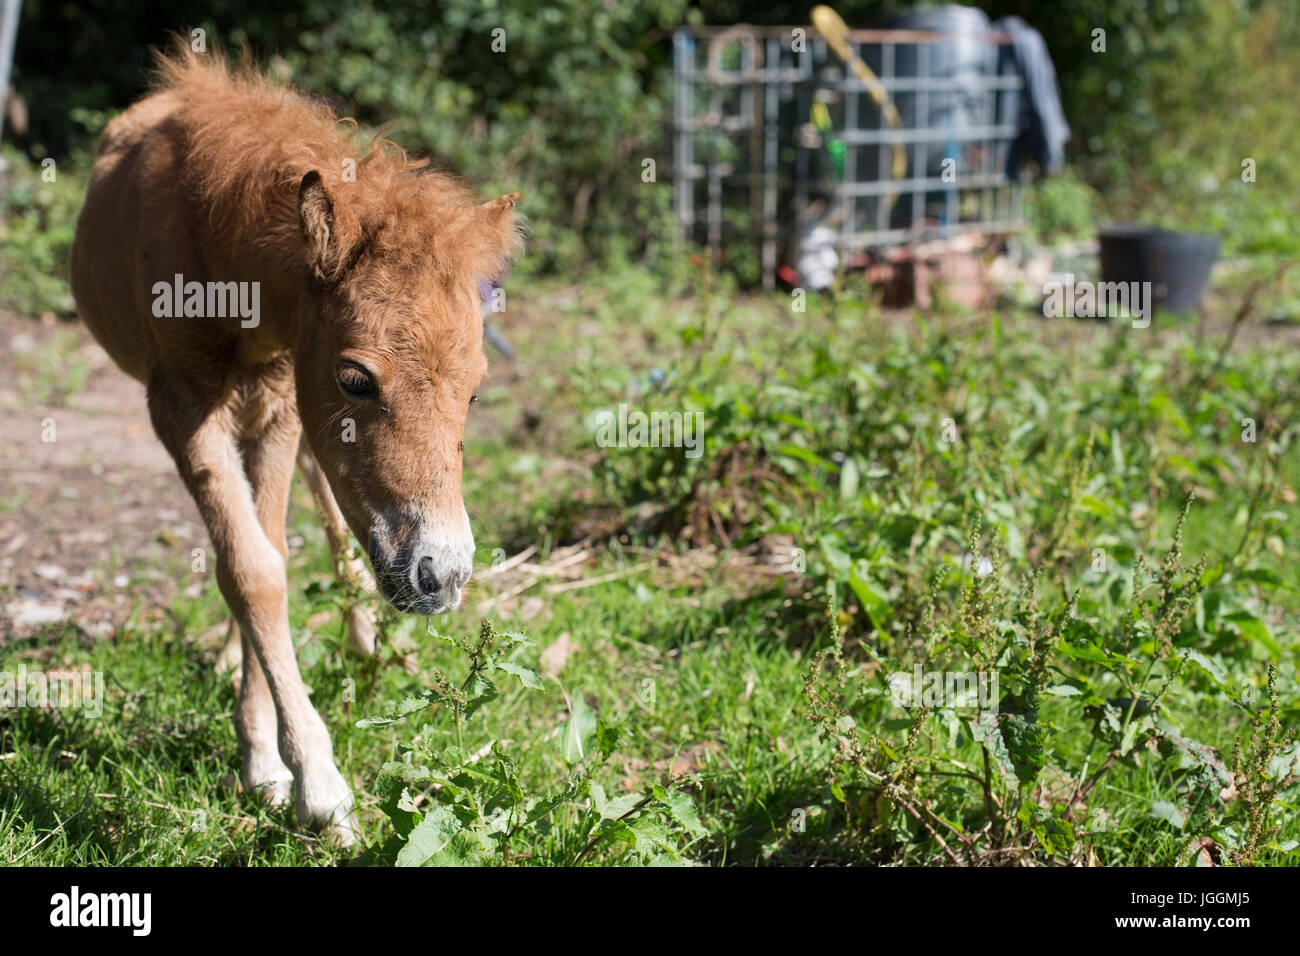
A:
[3,265,1298,866]
[10,328,93,406]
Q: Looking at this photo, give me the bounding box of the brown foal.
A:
[70,46,521,841]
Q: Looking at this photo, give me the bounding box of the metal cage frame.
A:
[673,24,1026,288]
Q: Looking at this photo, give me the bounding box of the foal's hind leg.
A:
[148,375,356,842]
[215,617,244,676]
[297,439,378,656]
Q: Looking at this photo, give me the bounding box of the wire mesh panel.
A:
[673,25,1025,288]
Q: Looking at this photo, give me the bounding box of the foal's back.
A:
[72,58,309,392]
[72,89,202,383]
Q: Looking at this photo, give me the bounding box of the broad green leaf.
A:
[1224,612,1282,657]
[374,761,434,838]
[839,457,860,500]
[1150,800,1186,829]
[396,804,462,867]
[1059,639,1112,665]
[999,707,1045,787]
[356,691,439,728]
[1017,803,1075,856]
[1175,649,1231,691]
[561,689,599,764]
[463,674,498,719]
[848,563,890,627]
[497,660,543,690]
[660,789,707,837]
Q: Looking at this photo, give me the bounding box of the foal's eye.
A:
[469,392,479,406]
[336,363,378,400]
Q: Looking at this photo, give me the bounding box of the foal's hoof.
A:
[320,809,361,848]
[248,774,294,807]
[243,760,295,807]
[296,770,358,847]
[307,806,359,848]
[345,604,378,657]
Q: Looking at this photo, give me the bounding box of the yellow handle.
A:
[811,4,908,182]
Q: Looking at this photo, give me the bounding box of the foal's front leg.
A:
[215,440,379,669]
[148,378,357,842]
[222,617,294,805]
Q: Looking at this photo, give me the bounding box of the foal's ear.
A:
[479,192,522,220]
[475,192,524,271]
[298,170,361,283]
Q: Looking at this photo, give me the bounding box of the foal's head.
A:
[292,168,520,615]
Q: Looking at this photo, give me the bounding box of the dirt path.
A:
[0,310,208,640]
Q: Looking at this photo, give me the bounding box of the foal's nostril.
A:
[416,555,438,595]
[413,555,470,599]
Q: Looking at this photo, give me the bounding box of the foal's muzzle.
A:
[366,509,475,615]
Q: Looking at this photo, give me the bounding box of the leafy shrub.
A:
[575,270,1300,864]
[1023,169,1101,247]
[0,148,86,316]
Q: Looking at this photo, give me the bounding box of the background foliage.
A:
[6,0,1299,285]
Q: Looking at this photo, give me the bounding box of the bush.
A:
[0,148,86,316]
[8,0,1299,276]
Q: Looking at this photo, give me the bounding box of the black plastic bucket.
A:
[1098,225,1220,314]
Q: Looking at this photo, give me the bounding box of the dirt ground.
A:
[0,309,208,640]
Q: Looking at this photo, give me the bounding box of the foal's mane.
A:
[151,43,520,283]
